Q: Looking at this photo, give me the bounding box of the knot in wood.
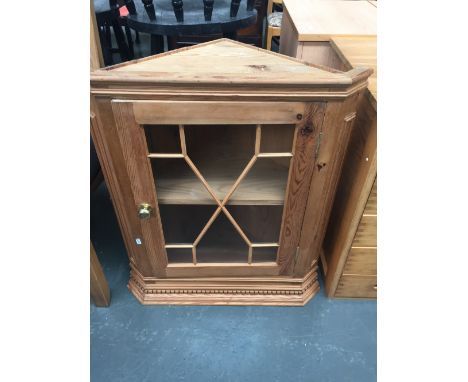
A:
[317,162,327,171]
[300,124,314,136]
[248,64,269,71]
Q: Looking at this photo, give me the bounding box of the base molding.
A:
[128,266,319,306]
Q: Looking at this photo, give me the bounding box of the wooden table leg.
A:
[150,34,165,54]
[90,242,110,307]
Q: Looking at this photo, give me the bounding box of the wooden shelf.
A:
[152,156,290,205]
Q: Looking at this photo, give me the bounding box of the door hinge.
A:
[315,131,323,159]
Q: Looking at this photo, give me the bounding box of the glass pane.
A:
[158,205,217,244]
[227,205,283,242]
[260,124,296,153]
[184,125,255,201]
[150,158,216,205]
[144,125,181,153]
[228,157,291,205]
[253,247,278,263]
[166,248,193,264]
[197,213,248,263]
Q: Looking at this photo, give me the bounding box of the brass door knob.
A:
[137,203,152,220]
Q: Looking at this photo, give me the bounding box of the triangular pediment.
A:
[101,39,351,85]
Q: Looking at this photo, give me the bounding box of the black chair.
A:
[124,0,257,55]
[94,0,140,65]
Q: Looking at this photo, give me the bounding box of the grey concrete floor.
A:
[91,182,376,382]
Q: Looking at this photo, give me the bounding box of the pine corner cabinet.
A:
[90,39,372,306]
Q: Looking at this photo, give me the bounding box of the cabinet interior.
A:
[145,123,295,265]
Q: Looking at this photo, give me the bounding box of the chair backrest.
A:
[123,0,137,15]
[136,0,256,23]
[203,0,215,21]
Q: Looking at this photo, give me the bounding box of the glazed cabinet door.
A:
[112,100,324,278]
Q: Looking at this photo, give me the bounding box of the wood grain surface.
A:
[277,102,326,273]
[363,179,377,215]
[133,100,305,125]
[342,247,376,276]
[331,36,377,107]
[107,39,352,85]
[335,275,377,298]
[111,101,168,273]
[352,215,377,247]
[322,92,377,297]
[282,0,377,41]
[296,93,360,277]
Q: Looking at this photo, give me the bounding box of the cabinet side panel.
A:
[295,92,361,277]
[277,102,327,274]
[279,7,301,58]
[91,96,163,277]
[300,42,351,72]
[322,94,377,295]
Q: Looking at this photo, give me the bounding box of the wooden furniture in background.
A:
[279,0,376,67]
[265,0,283,50]
[90,39,371,305]
[91,242,111,307]
[278,1,377,299]
[322,36,377,299]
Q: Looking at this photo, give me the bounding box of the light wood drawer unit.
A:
[353,215,377,247]
[342,247,376,275]
[279,0,376,68]
[363,180,377,215]
[335,275,377,298]
[323,176,377,299]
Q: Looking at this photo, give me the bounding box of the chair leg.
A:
[124,25,135,58]
[99,24,113,66]
[167,35,178,51]
[150,34,165,55]
[111,19,131,61]
[90,242,110,307]
[105,23,112,48]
